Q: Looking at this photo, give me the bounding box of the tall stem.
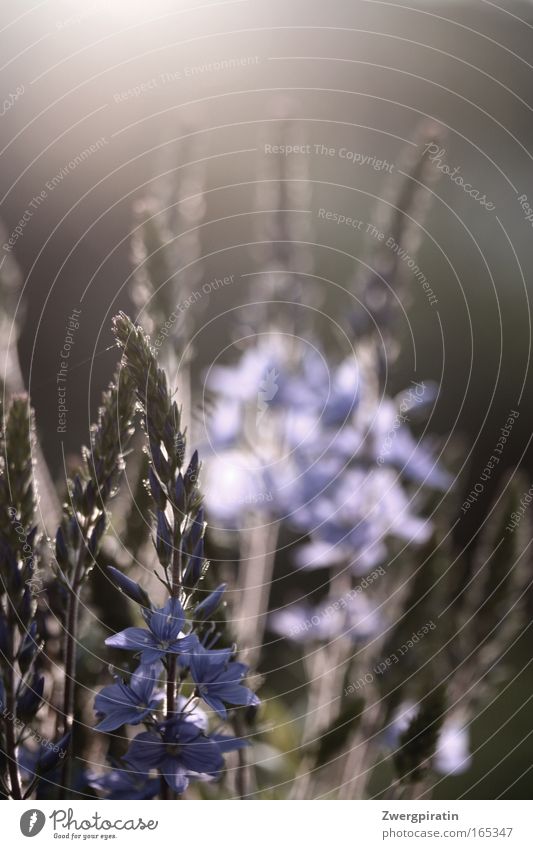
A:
[291,570,352,799]
[166,656,176,717]
[4,616,22,799]
[237,516,280,668]
[165,507,182,720]
[233,711,253,799]
[160,656,176,801]
[337,696,383,799]
[160,505,182,800]
[59,587,80,796]
[59,519,90,797]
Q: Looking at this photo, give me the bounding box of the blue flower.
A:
[188,646,259,719]
[105,598,199,663]
[287,465,432,572]
[270,591,382,643]
[124,717,224,794]
[94,663,163,732]
[201,333,450,554]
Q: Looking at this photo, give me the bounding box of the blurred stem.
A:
[237,516,280,668]
[291,570,352,799]
[336,559,414,799]
[231,514,280,801]
[292,637,351,800]
[387,773,428,799]
[233,711,253,799]
[337,694,383,799]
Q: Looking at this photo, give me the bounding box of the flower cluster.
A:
[90,315,259,799]
[201,336,450,571]
[93,600,257,795]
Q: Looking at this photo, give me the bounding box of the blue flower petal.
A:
[129,662,162,703]
[95,708,140,732]
[188,648,211,684]
[150,598,185,643]
[94,682,137,715]
[161,759,189,794]
[105,627,154,652]
[125,731,164,772]
[214,681,258,708]
[169,633,201,656]
[211,733,250,753]
[200,692,228,719]
[178,727,224,775]
[140,647,167,664]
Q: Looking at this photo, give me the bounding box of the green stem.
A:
[160,504,182,800]
[59,585,80,796]
[59,519,91,797]
[4,624,22,799]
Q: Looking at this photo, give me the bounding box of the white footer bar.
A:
[5,800,529,847]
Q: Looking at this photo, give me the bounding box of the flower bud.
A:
[107,566,151,609]
[18,621,39,673]
[0,612,9,656]
[72,475,85,513]
[155,510,173,567]
[88,513,107,558]
[18,587,33,629]
[194,584,226,620]
[55,527,69,570]
[84,479,97,516]
[38,732,71,774]
[184,450,199,493]
[174,473,186,517]
[187,508,205,551]
[183,537,204,587]
[149,468,167,510]
[17,673,44,719]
